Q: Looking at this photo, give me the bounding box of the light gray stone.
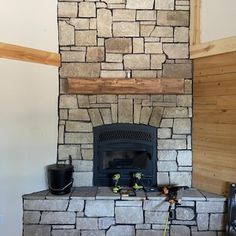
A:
[158,139,186,150]
[88,109,103,127]
[124,54,150,68]
[151,26,173,37]
[134,103,142,123]
[136,224,151,230]
[177,150,192,166]
[182,188,205,201]
[192,232,216,236]
[24,200,68,211]
[158,128,171,138]
[157,11,189,26]
[60,95,78,109]
[87,47,104,62]
[73,172,93,187]
[136,230,164,236]
[85,200,114,217]
[155,0,174,9]
[157,172,169,185]
[81,148,93,160]
[65,133,93,144]
[71,187,97,200]
[58,145,81,160]
[70,18,89,30]
[163,43,189,59]
[173,118,191,134]
[97,9,112,37]
[196,202,225,213]
[118,99,133,123]
[115,207,143,224]
[73,160,93,171]
[163,108,188,118]
[52,230,80,236]
[67,199,84,211]
[113,9,136,21]
[145,211,168,224]
[160,119,173,128]
[96,187,120,200]
[105,38,132,53]
[98,218,115,229]
[58,2,78,17]
[163,63,192,79]
[176,207,195,220]
[40,212,75,224]
[169,172,191,187]
[140,107,152,125]
[100,71,126,78]
[174,27,189,42]
[111,104,118,123]
[81,230,105,236]
[113,22,139,37]
[126,0,154,9]
[116,201,142,207]
[97,95,117,103]
[145,42,162,53]
[107,225,135,236]
[61,51,85,62]
[100,109,112,124]
[200,191,226,202]
[209,214,225,230]
[144,200,170,211]
[24,225,51,236]
[79,2,96,17]
[149,107,163,127]
[23,211,41,224]
[69,109,90,121]
[76,31,97,46]
[76,218,98,230]
[158,161,177,171]
[170,225,190,236]
[66,121,93,132]
[158,150,177,160]
[151,54,166,69]
[137,10,156,21]
[197,214,209,230]
[177,95,192,107]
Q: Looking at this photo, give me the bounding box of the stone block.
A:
[136,230,164,236]
[170,225,190,236]
[58,2,78,17]
[192,232,216,236]
[52,230,80,236]
[196,202,225,213]
[151,54,166,69]
[97,95,117,104]
[76,31,97,46]
[157,172,169,185]
[158,161,177,171]
[58,124,64,144]
[60,95,78,109]
[115,207,143,224]
[126,0,154,9]
[87,47,104,62]
[160,119,173,128]
[197,214,209,230]
[111,104,118,123]
[169,172,191,187]
[67,199,84,211]
[60,63,100,77]
[136,224,151,230]
[177,95,192,107]
[209,214,225,230]
[66,121,93,132]
[61,51,85,62]
[77,95,90,108]
[73,172,93,186]
[143,200,170,211]
[58,145,81,160]
[155,0,174,10]
[140,25,155,37]
[65,133,93,144]
[116,201,142,207]
[182,188,205,201]
[132,70,156,78]
[70,18,90,30]
[133,38,144,53]
[107,225,135,236]
[73,160,93,171]
[113,22,139,37]
[24,200,68,211]
[76,218,98,230]
[163,43,189,59]
[151,26,173,37]
[69,109,90,121]
[137,10,156,21]
[81,148,93,160]
[23,211,41,224]
[100,71,126,78]
[106,54,123,62]
[88,109,103,127]
[145,42,162,53]
[100,109,112,124]
[113,9,136,21]
[174,27,189,42]
[118,99,133,123]
[81,230,105,236]
[97,9,112,37]
[101,63,123,70]
[99,218,115,229]
[163,107,188,118]
[145,211,168,224]
[157,11,189,26]
[125,54,150,70]
[158,139,186,150]
[90,19,97,29]
[139,107,152,125]
[85,200,114,217]
[200,191,226,202]
[79,2,96,17]
[24,225,51,236]
[71,187,97,200]
[105,38,132,53]
[173,118,191,134]
[177,150,192,166]
[158,128,172,138]
[163,63,192,78]
[40,212,76,224]
[176,207,195,220]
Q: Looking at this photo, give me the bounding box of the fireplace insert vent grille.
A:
[99,130,152,142]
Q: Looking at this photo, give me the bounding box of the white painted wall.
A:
[201,0,236,42]
[0,0,58,235]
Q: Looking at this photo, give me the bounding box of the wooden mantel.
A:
[67,77,185,94]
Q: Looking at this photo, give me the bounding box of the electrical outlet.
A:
[0,214,4,225]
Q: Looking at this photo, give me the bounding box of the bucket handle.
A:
[49,179,73,192]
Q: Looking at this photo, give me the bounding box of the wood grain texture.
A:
[190,0,201,46]
[193,51,236,196]
[67,78,185,94]
[0,42,60,67]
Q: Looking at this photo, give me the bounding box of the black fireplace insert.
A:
[93,123,157,187]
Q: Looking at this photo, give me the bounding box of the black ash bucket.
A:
[47,156,74,195]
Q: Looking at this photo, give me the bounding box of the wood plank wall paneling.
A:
[193,51,236,196]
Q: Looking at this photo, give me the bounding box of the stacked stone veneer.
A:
[58,0,193,187]
[23,188,226,236]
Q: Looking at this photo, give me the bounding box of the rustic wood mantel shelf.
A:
[67,77,185,94]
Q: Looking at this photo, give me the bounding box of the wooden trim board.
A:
[0,42,60,67]
[190,0,201,46]
[67,78,185,94]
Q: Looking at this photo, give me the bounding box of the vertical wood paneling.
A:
[193,52,236,195]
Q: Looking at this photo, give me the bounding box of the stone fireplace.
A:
[57,0,192,187]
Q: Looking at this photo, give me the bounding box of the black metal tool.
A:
[227,183,236,236]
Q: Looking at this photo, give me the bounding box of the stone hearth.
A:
[23,187,226,236]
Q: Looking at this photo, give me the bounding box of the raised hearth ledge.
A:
[67,78,185,94]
